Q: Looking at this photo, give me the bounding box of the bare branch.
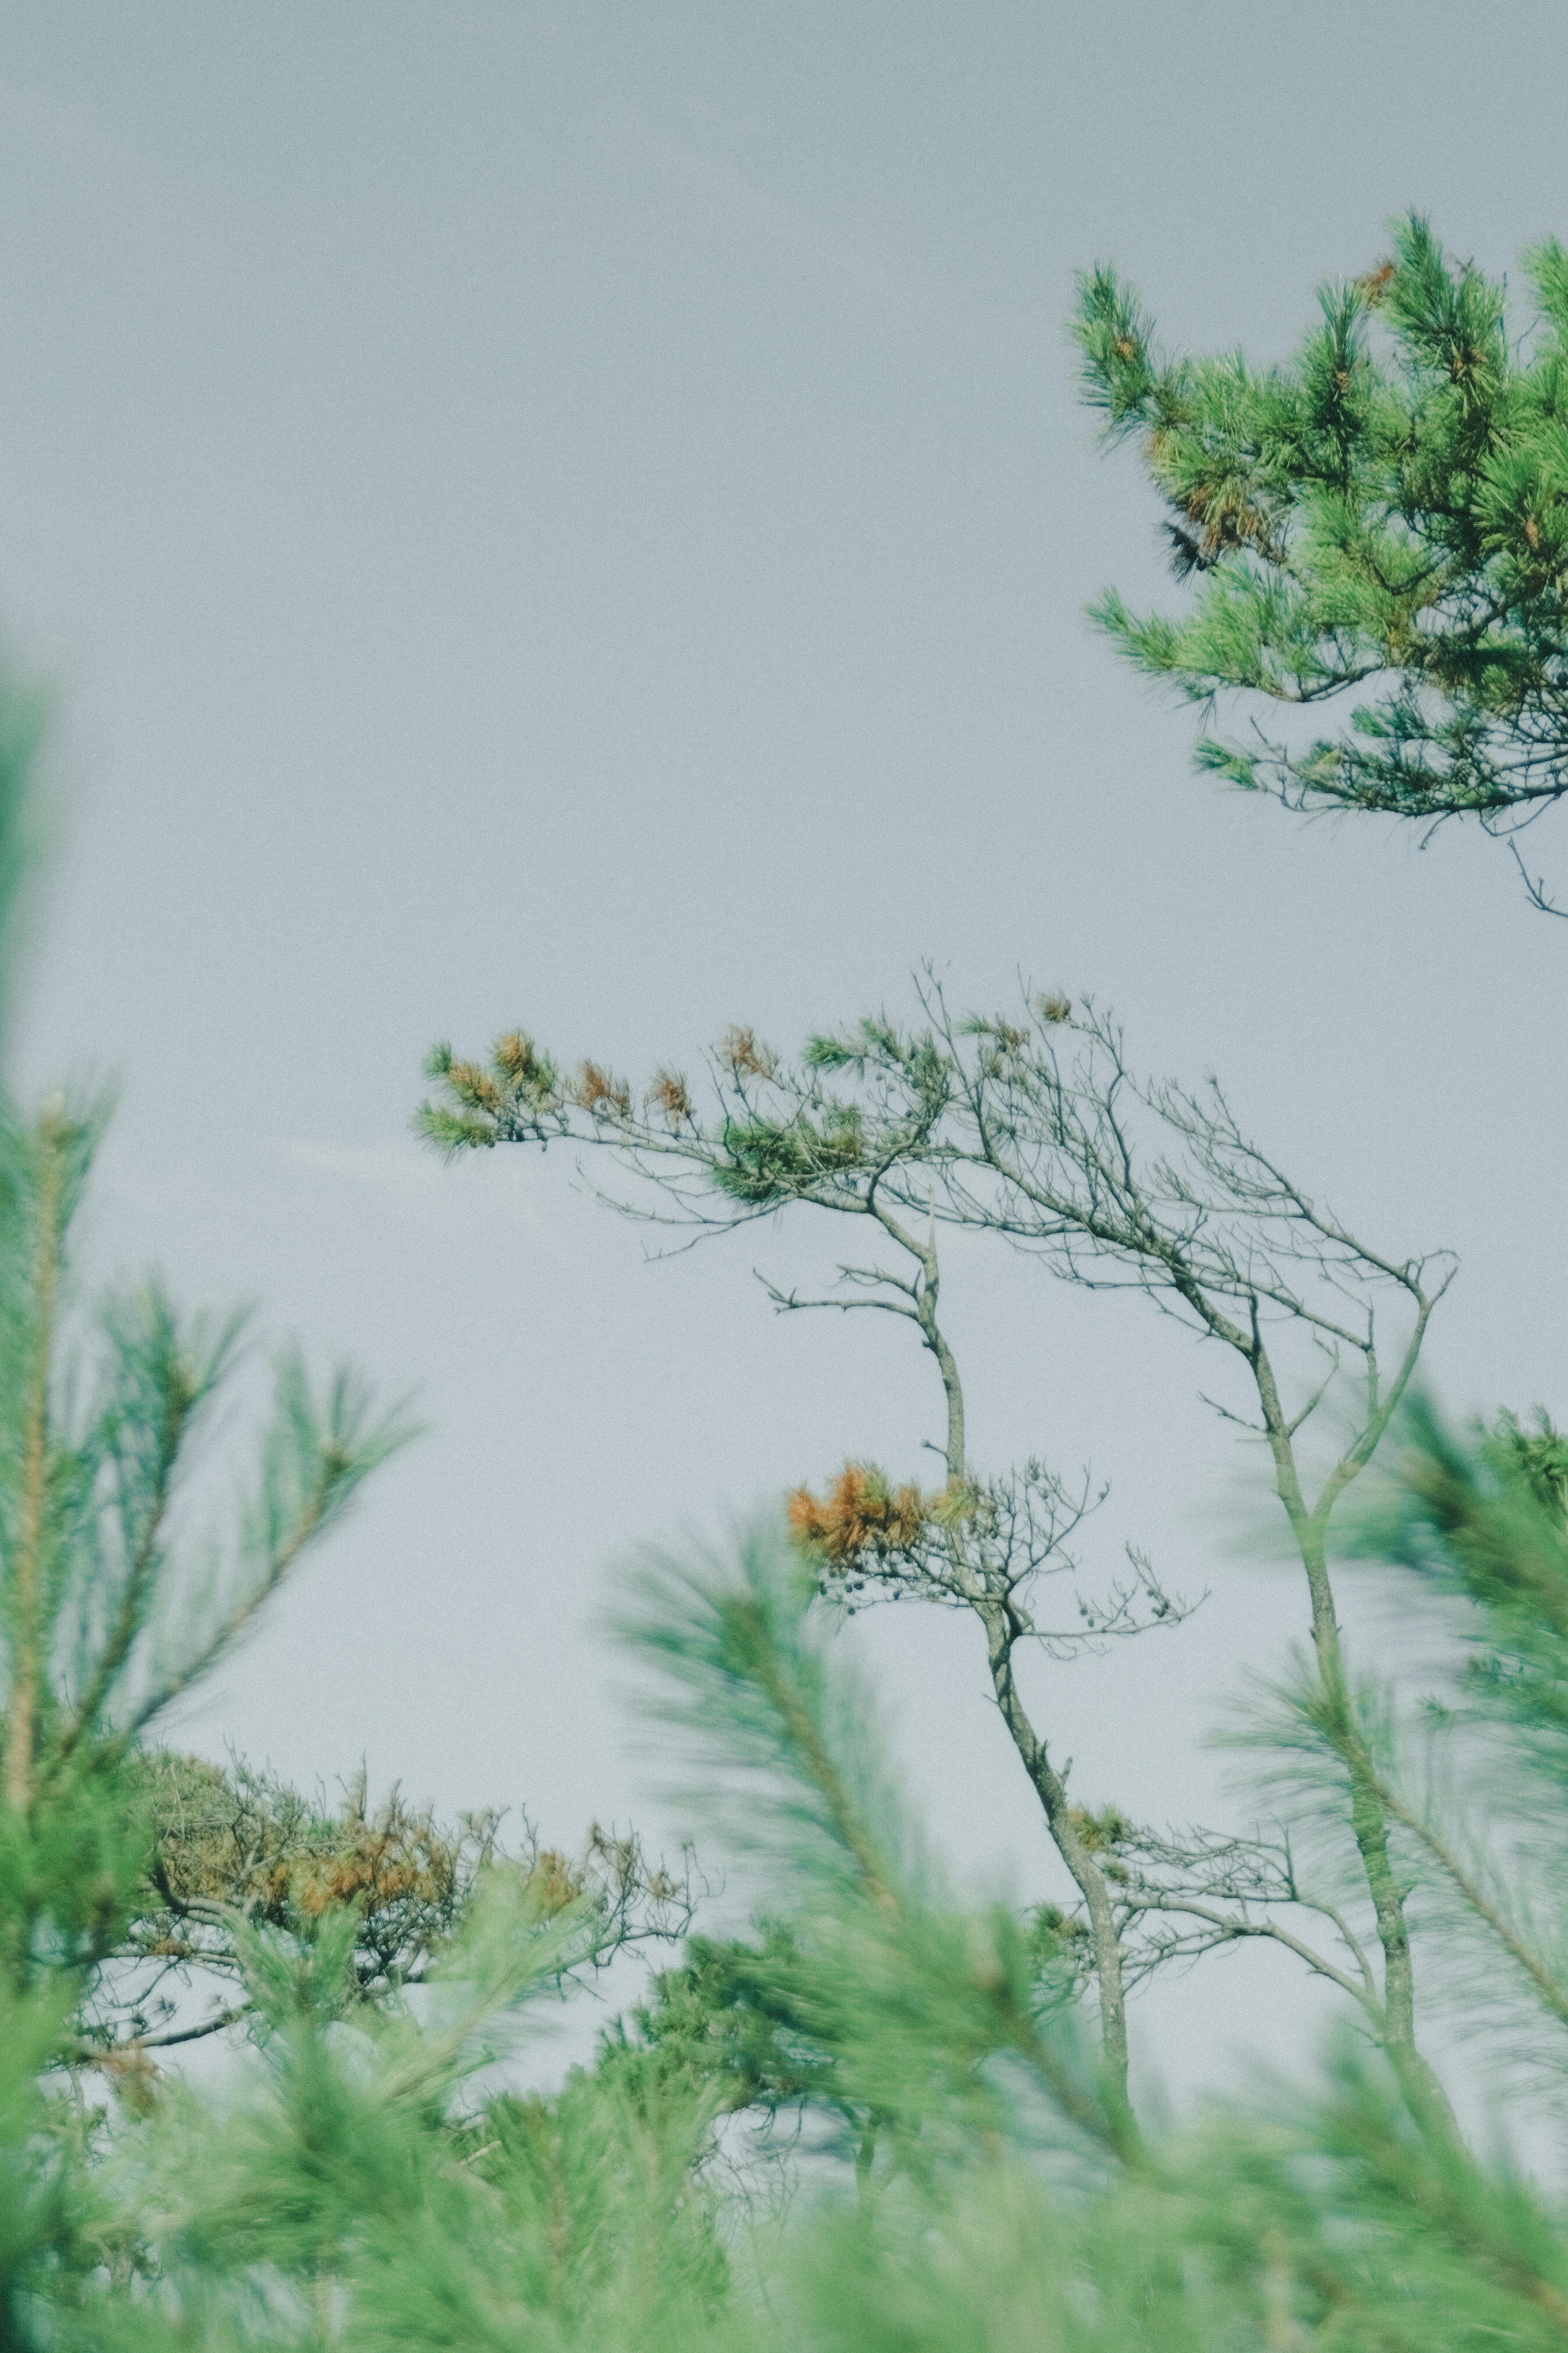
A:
[1509,836,1568,918]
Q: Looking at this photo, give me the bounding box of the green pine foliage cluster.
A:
[1072,215,1568,843]
[9,219,1568,2347]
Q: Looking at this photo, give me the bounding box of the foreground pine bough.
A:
[11,1494,1568,2349]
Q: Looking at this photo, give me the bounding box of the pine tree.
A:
[419,979,1460,2134]
[1071,214,1568,909]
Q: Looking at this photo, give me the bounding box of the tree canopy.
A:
[1074,214,1568,903]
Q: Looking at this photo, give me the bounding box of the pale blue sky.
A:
[4,0,1568,2100]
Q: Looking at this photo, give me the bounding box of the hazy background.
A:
[2,0,1566,2104]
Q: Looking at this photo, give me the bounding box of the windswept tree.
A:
[1073,213,1568,911]
[420,978,1457,2133]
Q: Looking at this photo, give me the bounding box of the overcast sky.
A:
[4,0,1567,2106]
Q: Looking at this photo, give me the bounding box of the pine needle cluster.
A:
[1074,214,1568,851]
